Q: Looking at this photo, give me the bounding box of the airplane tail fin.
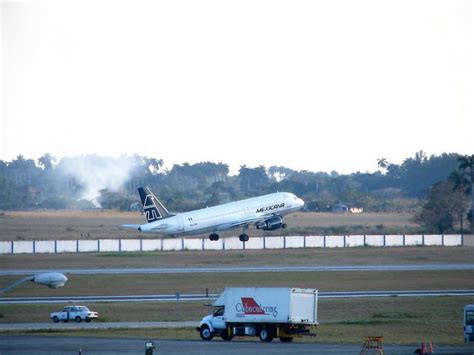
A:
[138,187,173,223]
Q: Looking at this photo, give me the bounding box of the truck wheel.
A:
[279,336,293,342]
[259,327,274,342]
[75,316,82,323]
[221,332,233,341]
[199,325,213,341]
[52,316,59,323]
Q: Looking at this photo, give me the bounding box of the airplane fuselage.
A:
[138,192,304,235]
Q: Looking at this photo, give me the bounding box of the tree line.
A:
[0,151,472,233]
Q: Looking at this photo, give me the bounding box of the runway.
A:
[0,336,472,355]
[2,289,473,304]
[2,263,473,276]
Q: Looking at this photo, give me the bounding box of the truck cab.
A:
[465,304,474,343]
[198,306,228,341]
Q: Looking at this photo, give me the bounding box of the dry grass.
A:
[0,210,417,241]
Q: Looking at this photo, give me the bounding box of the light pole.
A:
[0,272,68,294]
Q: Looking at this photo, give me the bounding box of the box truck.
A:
[197,287,318,342]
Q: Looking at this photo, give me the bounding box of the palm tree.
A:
[457,155,474,234]
[377,158,388,170]
[449,170,469,234]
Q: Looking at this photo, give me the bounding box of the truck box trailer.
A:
[197,287,318,342]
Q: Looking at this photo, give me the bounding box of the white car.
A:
[50,305,99,323]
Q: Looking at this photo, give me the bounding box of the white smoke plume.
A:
[58,155,138,207]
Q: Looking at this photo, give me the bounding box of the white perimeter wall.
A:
[2,234,465,254]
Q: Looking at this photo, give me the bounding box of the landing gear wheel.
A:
[259,327,275,342]
[199,325,214,341]
[279,336,293,342]
[239,234,249,242]
[209,233,219,241]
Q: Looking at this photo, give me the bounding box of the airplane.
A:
[121,187,304,242]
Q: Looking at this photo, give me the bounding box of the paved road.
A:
[1,336,473,355]
[2,289,474,305]
[2,263,474,276]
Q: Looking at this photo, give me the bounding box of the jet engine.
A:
[257,216,287,231]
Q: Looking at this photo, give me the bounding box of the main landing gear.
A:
[239,234,249,242]
[238,226,249,242]
[209,228,250,242]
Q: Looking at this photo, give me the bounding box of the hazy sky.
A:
[1,0,473,174]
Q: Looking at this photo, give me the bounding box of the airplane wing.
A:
[120,224,141,231]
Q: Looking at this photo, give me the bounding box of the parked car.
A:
[50,305,98,323]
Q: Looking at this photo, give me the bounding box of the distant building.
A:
[332,203,349,213]
[331,203,363,214]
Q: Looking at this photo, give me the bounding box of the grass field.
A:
[1,297,471,345]
[1,270,473,297]
[2,245,473,270]
[0,210,419,240]
[1,210,473,345]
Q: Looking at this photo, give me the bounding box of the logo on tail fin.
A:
[138,187,173,223]
[143,194,162,222]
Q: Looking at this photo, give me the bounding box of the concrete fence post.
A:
[119,239,122,252]
[98,240,101,253]
[222,239,225,251]
[383,235,386,247]
[33,240,36,254]
[403,234,406,246]
[422,234,425,246]
[323,235,326,248]
[11,241,14,254]
[160,239,163,252]
[284,236,286,249]
[442,234,444,246]
[202,238,204,251]
[140,239,143,252]
[263,236,266,250]
[303,236,306,248]
[181,238,184,251]
[54,240,57,254]
[76,240,79,253]
[343,235,346,247]
[363,234,366,246]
